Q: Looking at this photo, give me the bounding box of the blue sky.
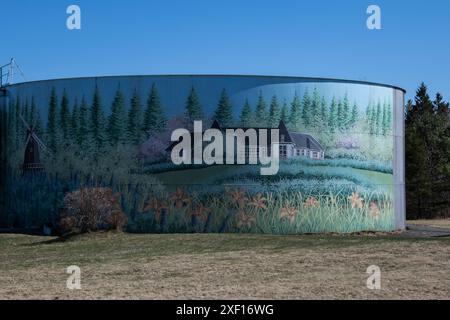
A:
[1,0,449,100]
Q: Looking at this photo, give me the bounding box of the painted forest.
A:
[2,83,397,234]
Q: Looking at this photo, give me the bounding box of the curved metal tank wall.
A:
[2,75,405,233]
[0,88,10,219]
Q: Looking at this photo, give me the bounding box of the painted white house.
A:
[167,120,325,162]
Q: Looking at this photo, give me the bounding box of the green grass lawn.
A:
[155,163,392,190]
[155,164,237,186]
[1,231,449,299]
[351,167,393,192]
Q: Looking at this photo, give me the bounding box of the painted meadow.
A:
[1,83,395,234]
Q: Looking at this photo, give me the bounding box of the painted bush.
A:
[0,76,403,233]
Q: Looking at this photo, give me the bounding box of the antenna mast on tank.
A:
[0,58,26,87]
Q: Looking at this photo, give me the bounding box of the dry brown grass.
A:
[0,231,449,300]
[407,219,450,229]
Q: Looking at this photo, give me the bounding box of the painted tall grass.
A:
[2,157,395,234]
[129,187,394,234]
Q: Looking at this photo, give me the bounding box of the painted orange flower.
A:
[191,203,211,221]
[142,198,168,220]
[250,193,267,210]
[228,188,248,208]
[142,198,163,212]
[304,197,319,208]
[348,192,364,209]
[236,210,255,228]
[369,202,380,219]
[279,206,297,224]
[171,187,191,210]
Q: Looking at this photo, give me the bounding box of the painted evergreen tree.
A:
[336,99,344,131]
[213,88,234,127]
[309,88,321,126]
[370,102,378,135]
[375,101,382,135]
[60,90,71,144]
[70,99,79,144]
[328,96,338,133]
[15,95,23,147]
[77,96,89,147]
[254,92,268,127]
[185,86,204,124]
[7,98,17,152]
[29,98,36,127]
[1,99,9,171]
[311,94,328,133]
[90,86,107,149]
[35,110,43,137]
[366,102,374,134]
[381,101,387,135]
[366,101,372,119]
[108,86,127,146]
[46,88,58,152]
[268,95,281,127]
[23,100,30,125]
[386,102,392,132]
[382,101,392,135]
[289,92,302,131]
[144,83,167,136]
[371,105,378,135]
[30,98,43,136]
[319,96,328,125]
[127,89,143,145]
[280,100,289,124]
[301,89,312,128]
[350,102,358,128]
[341,93,351,130]
[239,99,253,127]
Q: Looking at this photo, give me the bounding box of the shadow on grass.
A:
[21,231,107,246]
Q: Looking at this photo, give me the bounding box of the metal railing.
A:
[0,58,26,87]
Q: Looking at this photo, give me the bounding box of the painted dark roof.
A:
[166,120,287,151]
[290,132,324,151]
[166,120,324,152]
[211,120,293,146]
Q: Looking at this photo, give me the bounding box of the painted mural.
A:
[1,77,396,234]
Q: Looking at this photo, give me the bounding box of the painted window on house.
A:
[279,145,287,158]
